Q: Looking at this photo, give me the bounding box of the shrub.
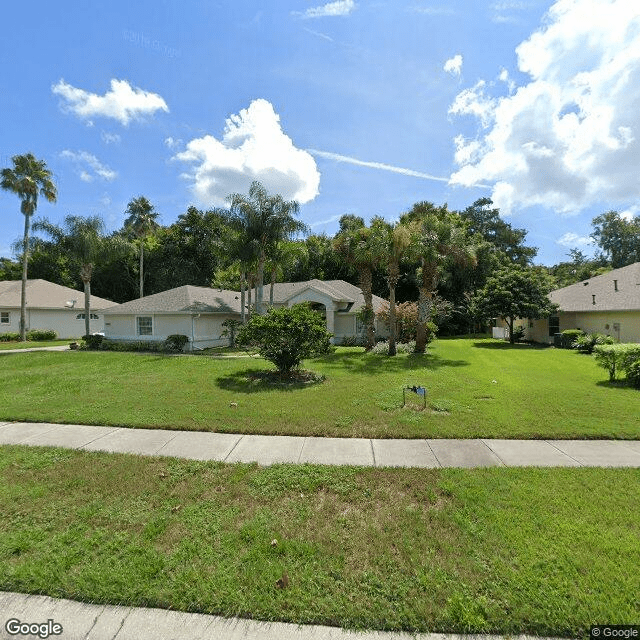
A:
[221,319,243,347]
[0,332,20,342]
[561,329,583,349]
[511,326,526,343]
[26,329,57,341]
[573,332,614,354]
[370,340,416,355]
[163,334,189,353]
[593,343,640,381]
[236,303,332,375]
[626,360,640,389]
[94,339,164,352]
[83,334,104,350]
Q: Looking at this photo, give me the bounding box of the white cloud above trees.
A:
[60,150,117,182]
[52,78,169,126]
[449,0,640,216]
[174,99,320,206]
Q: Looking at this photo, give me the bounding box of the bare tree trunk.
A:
[81,264,93,337]
[270,267,276,308]
[139,241,144,298]
[247,275,253,321]
[415,262,437,353]
[256,251,265,314]
[240,272,246,324]
[360,267,375,351]
[20,213,30,341]
[388,285,397,357]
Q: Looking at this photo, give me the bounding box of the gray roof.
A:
[0,279,114,310]
[551,262,640,312]
[104,279,387,316]
[103,285,242,315]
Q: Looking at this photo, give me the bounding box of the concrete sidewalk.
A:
[0,345,71,354]
[0,592,561,640]
[1,421,639,467]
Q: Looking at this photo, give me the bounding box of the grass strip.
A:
[0,445,637,636]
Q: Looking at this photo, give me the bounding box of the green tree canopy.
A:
[591,210,640,269]
[472,266,558,344]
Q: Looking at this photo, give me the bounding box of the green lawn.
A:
[1,338,640,439]
[0,445,637,636]
[0,339,72,350]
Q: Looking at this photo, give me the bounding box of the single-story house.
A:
[503,262,640,344]
[103,279,389,350]
[0,279,114,338]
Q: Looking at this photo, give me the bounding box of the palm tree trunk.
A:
[139,241,144,298]
[20,213,30,341]
[388,284,397,357]
[256,252,265,314]
[415,262,437,353]
[270,268,276,308]
[240,272,246,324]
[360,267,375,351]
[81,264,93,337]
[247,276,252,320]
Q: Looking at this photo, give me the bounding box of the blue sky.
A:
[2,0,639,266]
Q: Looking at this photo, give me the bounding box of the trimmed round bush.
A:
[626,360,640,389]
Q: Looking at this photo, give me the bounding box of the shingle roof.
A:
[550,262,640,312]
[103,280,387,315]
[0,279,114,310]
[103,285,242,315]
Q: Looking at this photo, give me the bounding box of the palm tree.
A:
[1,153,57,340]
[371,217,418,356]
[266,240,308,307]
[227,181,308,315]
[401,203,476,353]
[333,218,383,350]
[33,216,131,337]
[124,196,159,298]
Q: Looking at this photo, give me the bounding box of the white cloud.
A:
[52,78,169,126]
[60,150,117,182]
[164,136,183,149]
[299,0,355,18]
[101,131,121,144]
[174,99,320,206]
[556,232,594,247]
[450,0,640,216]
[308,149,451,183]
[444,54,463,77]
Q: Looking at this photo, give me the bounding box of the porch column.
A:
[326,302,335,344]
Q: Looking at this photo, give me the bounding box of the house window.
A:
[137,316,153,336]
[548,316,560,337]
[76,313,99,320]
[0,312,9,324]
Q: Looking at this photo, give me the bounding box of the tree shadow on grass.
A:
[472,341,552,350]
[595,379,637,391]
[216,368,326,394]
[309,350,469,375]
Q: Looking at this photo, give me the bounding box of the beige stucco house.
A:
[103,279,388,350]
[0,279,114,339]
[507,262,640,344]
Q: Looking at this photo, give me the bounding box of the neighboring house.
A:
[506,262,640,344]
[103,279,388,350]
[0,279,114,338]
